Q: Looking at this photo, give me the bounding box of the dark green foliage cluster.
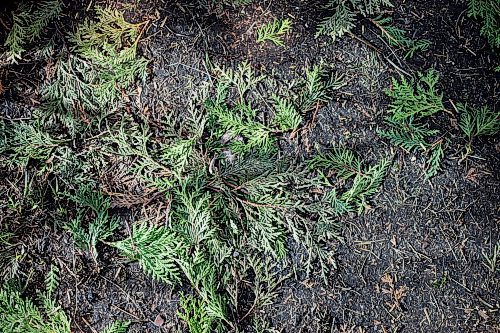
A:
[384,70,443,120]
[378,70,445,177]
[372,16,431,58]
[458,103,500,154]
[299,64,346,113]
[316,0,393,41]
[3,0,62,62]
[308,147,390,214]
[66,185,121,261]
[458,103,500,140]
[467,0,500,48]
[0,267,71,333]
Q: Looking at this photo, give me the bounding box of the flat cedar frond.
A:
[341,157,390,212]
[245,256,284,310]
[109,122,174,191]
[101,321,131,333]
[70,6,141,53]
[299,64,345,113]
[425,142,444,178]
[44,265,59,297]
[308,147,363,180]
[212,61,265,102]
[161,138,197,174]
[271,94,302,131]
[178,295,214,333]
[220,151,277,181]
[316,1,356,41]
[467,0,500,48]
[70,183,110,212]
[66,185,120,259]
[173,180,216,247]
[377,118,438,152]
[385,69,444,121]
[256,18,292,47]
[178,251,228,322]
[308,147,390,213]
[458,103,500,140]
[316,0,392,41]
[2,121,62,168]
[4,0,62,63]
[0,276,71,333]
[379,71,446,177]
[206,99,275,154]
[244,204,288,258]
[323,189,353,216]
[372,16,431,58]
[112,222,187,284]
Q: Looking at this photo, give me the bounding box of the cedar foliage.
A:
[3,0,62,63]
[108,61,388,331]
[372,16,431,58]
[316,0,392,41]
[467,0,500,48]
[458,103,500,155]
[0,267,71,333]
[39,6,148,135]
[256,18,292,46]
[377,70,445,178]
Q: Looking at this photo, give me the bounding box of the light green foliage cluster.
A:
[458,103,499,154]
[272,95,302,131]
[372,16,431,58]
[316,0,393,41]
[256,19,292,47]
[378,70,445,177]
[308,147,390,214]
[467,0,500,48]
[1,5,148,191]
[66,185,120,261]
[112,223,184,284]
[0,266,71,333]
[3,0,62,63]
[40,7,148,135]
[0,121,63,168]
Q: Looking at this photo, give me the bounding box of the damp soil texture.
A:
[0,0,499,333]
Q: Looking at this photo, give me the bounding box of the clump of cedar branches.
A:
[0,3,394,333]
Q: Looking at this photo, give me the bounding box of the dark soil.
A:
[0,0,498,332]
